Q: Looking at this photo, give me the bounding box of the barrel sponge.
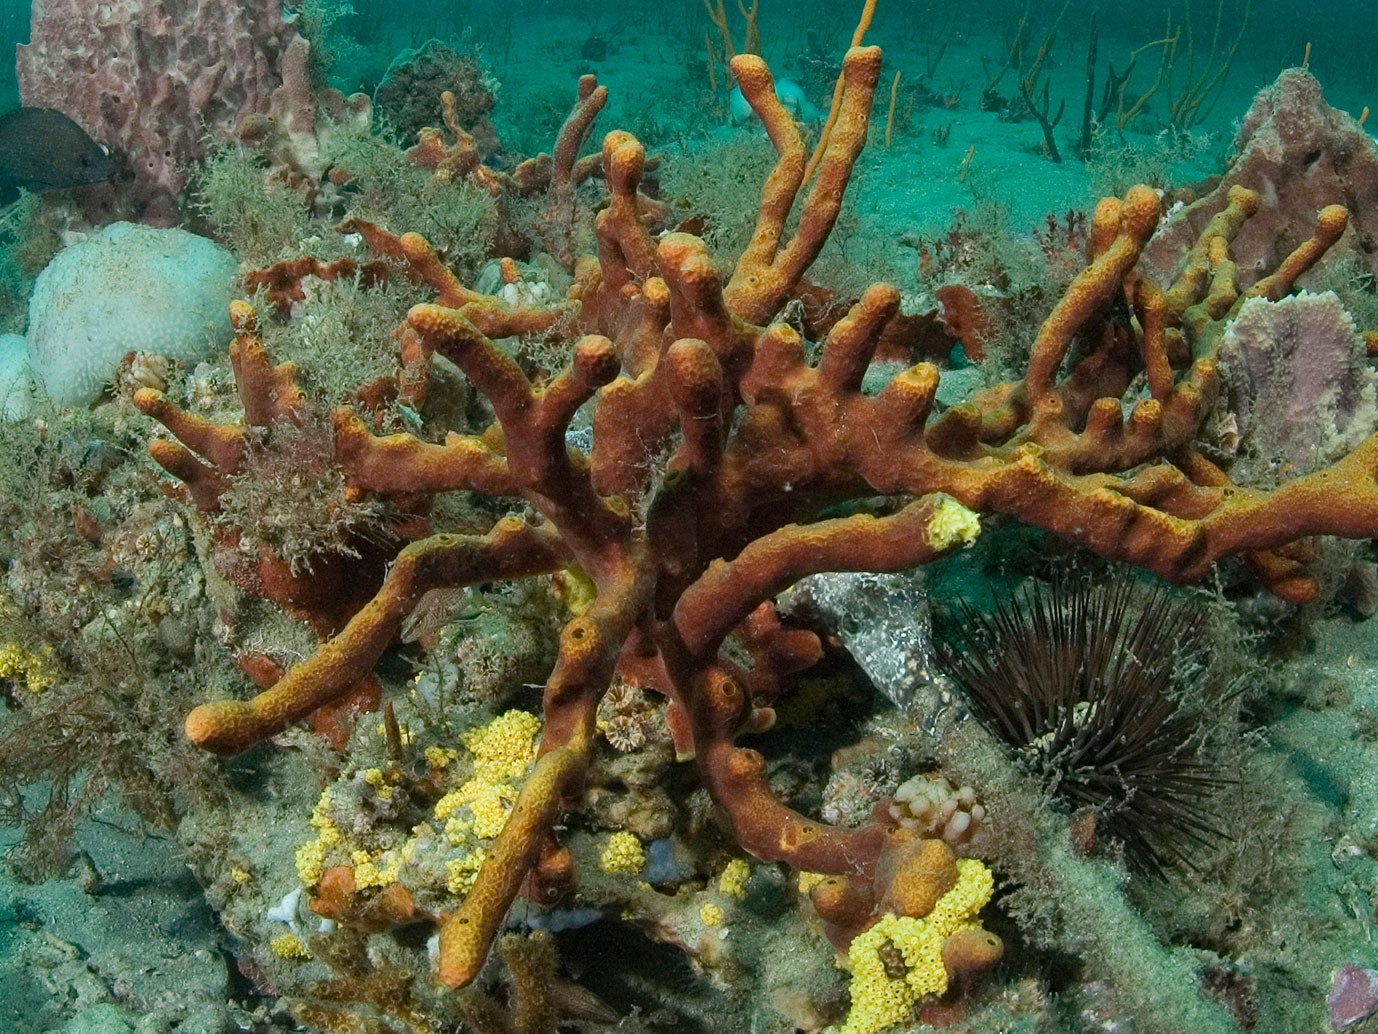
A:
[26,222,239,406]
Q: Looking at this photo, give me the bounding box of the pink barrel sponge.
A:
[16,0,295,219]
[1329,965,1378,1029]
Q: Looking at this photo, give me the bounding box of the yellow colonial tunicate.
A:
[462,710,542,780]
[434,780,509,840]
[925,494,981,552]
[0,641,56,693]
[430,710,544,844]
[433,790,465,823]
[466,781,517,839]
[417,712,545,897]
[270,932,311,960]
[557,564,598,615]
[797,870,828,895]
[718,858,751,899]
[295,787,342,887]
[352,849,403,889]
[699,901,725,926]
[446,848,486,894]
[599,831,645,875]
[292,712,543,905]
[295,840,327,887]
[374,721,413,745]
[230,867,253,885]
[425,745,459,769]
[0,593,56,695]
[838,858,994,1034]
[361,767,394,801]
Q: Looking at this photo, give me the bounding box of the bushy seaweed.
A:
[254,276,430,406]
[0,192,61,334]
[193,146,318,268]
[329,127,499,280]
[0,406,229,880]
[658,133,779,264]
[285,0,363,89]
[215,409,396,577]
[1086,126,1202,198]
[1317,254,1378,334]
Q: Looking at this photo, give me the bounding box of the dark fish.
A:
[0,108,113,196]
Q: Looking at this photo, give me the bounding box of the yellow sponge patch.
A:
[270,932,311,960]
[718,858,751,898]
[839,858,995,1034]
[462,709,542,781]
[600,831,646,875]
[925,494,981,552]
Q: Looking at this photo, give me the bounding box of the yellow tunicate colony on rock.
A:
[718,858,751,898]
[599,831,646,875]
[838,858,995,1034]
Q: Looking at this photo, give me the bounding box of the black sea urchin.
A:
[936,574,1228,877]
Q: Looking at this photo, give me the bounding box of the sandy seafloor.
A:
[2,0,1378,1031]
[440,2,1374,247]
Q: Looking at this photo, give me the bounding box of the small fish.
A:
[401,586,479,643]
[0,107,113,199]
